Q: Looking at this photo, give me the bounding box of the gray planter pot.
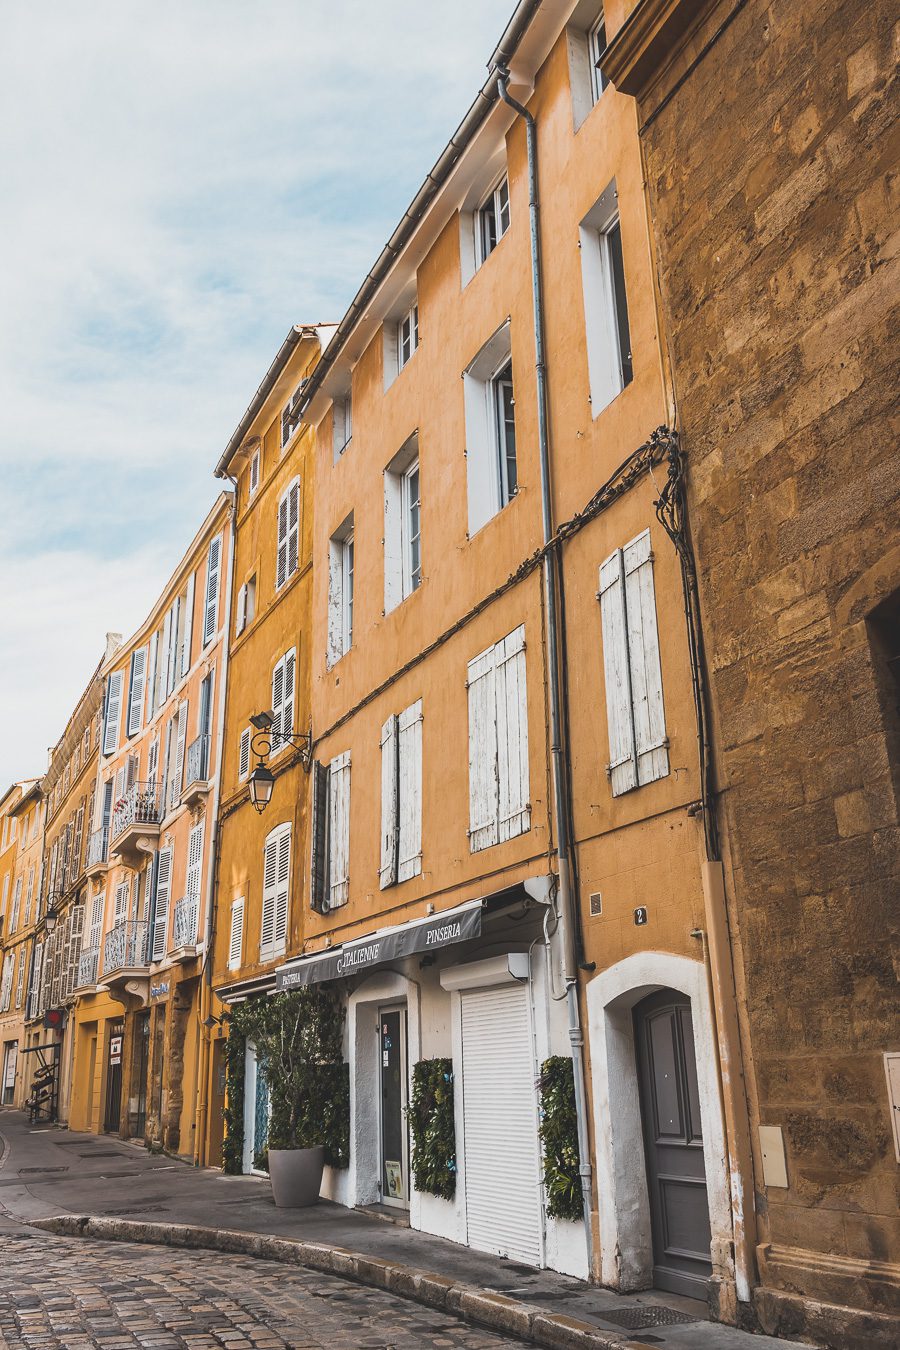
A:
[268,1146,326,1208]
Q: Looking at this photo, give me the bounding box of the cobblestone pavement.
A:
[0,1231,527,1350]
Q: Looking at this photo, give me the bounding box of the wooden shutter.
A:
[88,891,104,951]
[203,537,222,645]
[273,828,290,949]
[158,608,172,707]
[398,699,423,881]
[228,898,245,969]
[249,449,260,495]
[10,879,22,931]
[379,714,399,889]
[622,530,669,787]
[235,583,247,636]
[495,627,530,842]
[167,596,181,694]
[181,571,195,675]
[65,904,85,998]
[599,549,638,795]
[286,480,300,579]
[310,762,330,912]
[186,822,204,899]
[328,752,351,909]
[281,649,295,748]
[173,700,189,801]
[239,728,251,780]
[271,655,285,750]
[72,805,85,880]
[127,646,147,737]
[151,846,173,960]
[261,827,288,954]
[147,737,159,789]
[146,630,159,721]
[113,880,129,927]
[276,491,289,590]
[102,671,124,755]
[15,947,26,1008]
[467,644,500,851]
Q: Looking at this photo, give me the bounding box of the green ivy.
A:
[539,1056,583,1222]
[408,1058,456,1201]
[221,1030,246,1175]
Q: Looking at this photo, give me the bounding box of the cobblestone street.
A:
[0,1231,525,1350]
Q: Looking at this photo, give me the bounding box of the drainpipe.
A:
[193,486,237,1166]
[496,66,594,1270]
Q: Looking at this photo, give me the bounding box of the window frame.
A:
[579,180,634,416]
[476,173,511,266]
[588,11,609,103]
[397,302,419,372]
[401,460,422,597]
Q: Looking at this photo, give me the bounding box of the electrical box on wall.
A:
[589,892,602,916]
[759,1124,789,1188]
[885,1053,900,1163]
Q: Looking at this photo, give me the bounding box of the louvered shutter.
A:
[146,631,159,721]
[10,879,22,931]
[249,449,260,495]
[0,953,14,1012]
[158,608,172,707]
[126,753,138,791]
[239,728,251,780]
[228,898,245,969]
[328,752,351,909]
[260,831,280,954]
[398,699,423,881]
[147,737,159,789]
[599,549,638,795]
[274,828,290,948]
[15,947,26,1008]
[287,480,300,579]
[28,940,44,1020]
[113,881,129,927]
[310,762,329,911]
[127,646,147,737]
[114,765,126,806]
[281,649,295,747]
[203,537,221,645]
[180,571,195,676]
[167,596,181,694]
[622,531,669,787]
[151,846,173,960]
[495,628,530,842]
[467,645,499,851]
[72,805,84,880]
[235,583,247,636]
[65,904,85,998]
[379,714,399,889]
[173,700,189,802]
[186,822,204,900]
[276,490,289,589]
[103,671,124,755]
[88,891,104,951]
[271,655,285,751]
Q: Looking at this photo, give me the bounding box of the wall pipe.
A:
[495,65,594,1271]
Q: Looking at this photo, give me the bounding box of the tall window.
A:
[276,478,301,590]
[398,302,419,371]
[270,649,296,756]
[280,380,305,449]
[589,10,609,102]
[310,753,350,913]
[463,322,518,536]
[384,436,423,612]
[327,515,355,667]
[477,175,510,265]
[249,446,261,497]
[579,179,633,415]
[380,700,423,888]
[261,823,291,958]
[467,626,530,851]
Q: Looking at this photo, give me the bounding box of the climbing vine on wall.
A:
[408,1058,456,1201]
[221,1027,246,1176]
[539,1056,583,1222]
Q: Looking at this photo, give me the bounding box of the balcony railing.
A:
[86,829,108,868]
[111,782,162,841]
[102,920,149,976]
[78,948,99,988]
[185,735,210,789]
[172,895,199,950]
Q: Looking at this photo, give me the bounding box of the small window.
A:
[589,11,609,103]
[579,180,633,416]
[235,575,257,637]
[280,381,305,450]
[327,515,355,667]
[398,303,419,372]
[477,175,511,265]
[384,436,422,613]
[333,394,352,461]
[463,321,518,537]
[249,447,261,497]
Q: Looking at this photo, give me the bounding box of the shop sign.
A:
[109,1035,123,1066]
[150,980,170,1001]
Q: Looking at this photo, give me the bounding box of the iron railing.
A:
[102,920,149,975]
[172,895,199,949]
[86,829,108,868]
[77,948,99,988]
[111,782,161,841]
[185,735,210,789]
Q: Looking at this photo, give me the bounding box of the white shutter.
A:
[379,714,398,888]
[622,530,669,786]
[113,880,129,927]
[167,596,181,694]
[15,946,26,1008]
[281,649,295,746]
[88,891,104,951]
[599,549,638,795]
[10,878,22,932]
[286,479,300,579]
[186,822,204,899]
[181,571,195,675]
[398,699,423,882]
[467,644,499,851]
[151,847,173,960]
[276,491,289,590]
[127,646,147,737]
[271,655,285,751]
[228,898,245,969]
[260,827,288,955]
[102,671,124,755]
[495,627,530,842]
[72,806,85,881]
[274,828,290,948]
[235,583,247,637]
[249,449,260,495]
[158,608,172,707]
[173,700,189,801]
[0,953,14,1012]
[328,752,351,909]
[461,984,543,1266]
[203,536,222,645]
[146,630,159,721]
[147,737,159,789]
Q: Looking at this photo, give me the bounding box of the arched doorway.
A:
[634,990,712,1298]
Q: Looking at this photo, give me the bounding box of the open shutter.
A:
[495,627,530,842]
[260,832,279,953]
[310,762,330,912]
[467,644,499,851]
[151,846,173,960]
[186,822,204,899]
[235,583,247,636]
[249,449,260,495]
[10,879,22,932]
[203,537,222,645]
[599,549,638,795]
[88,891,104,951]
[147,737,159,789]
[127,647,147,737]
[239,728,251,780]
[158,608,172,706]
[287,480,300,579]
[274,827,290,948]
[167,596,181,694]
[102,671,124,755]
[72,805,85,880]
[228,898,245,969]
[146,631,159,722]
[398,699,423,881]
[181,571,195,675]
[113,880,129,927]
[623,530,669,787]
[281,649,295,748]
[379,714,399,889]
[328,752,351,909]
[173,700,189,803]
[271,655,285,751]
[276,492,289,590]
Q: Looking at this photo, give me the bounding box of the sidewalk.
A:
[0,1111,798,1350]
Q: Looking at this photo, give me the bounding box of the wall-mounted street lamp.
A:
[43,891,64,935]
[247,710,313,815]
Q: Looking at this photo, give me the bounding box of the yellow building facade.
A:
[0,781,41,1110]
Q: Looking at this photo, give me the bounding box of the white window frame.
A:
[249,446,261,497]
[476,173,511,267]
[333,394,352,461]
[384,435,421,614]
[588,11,609,103]
[463,321,517,537]
[397,302,419,373]
[579,179,633,416]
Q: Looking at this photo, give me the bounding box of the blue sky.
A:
[0,0,515,786]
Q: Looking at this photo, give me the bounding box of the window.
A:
[9,878,22,933]
[228,897,245,970]
[580,180,633,415]
[73,744,81,776]
[310,752,350,913]
[384,436,423,613]
[280,381,305,449]
[102,670,124,756]
[261,823,290,959]
[202,536,221,646]
[270,649,296,756]
[150,845,173,961]
[598,529,669,795]
[589,11,609,102]
[238,727,251,782]
[327,516,354,667]
[463,321,519,536]
[467,625,530,851]
[380,699,423,888]
[276,477,301,590]
[333,395,352,461]
[249,446,261,497]
[15,947,26,1009]
[569,5,611,129]
[398,302,419,372]
[235,575,257,637]
[477,175,511,265]
[63,763,70,795]
[0,874,8,914]
[127,646,148,738]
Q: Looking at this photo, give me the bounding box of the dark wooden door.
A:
[104,1021,125,1134]
[379,1008,408,1206]
[634,991,712,1298]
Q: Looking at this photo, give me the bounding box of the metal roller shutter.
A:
[461,983,543,1266]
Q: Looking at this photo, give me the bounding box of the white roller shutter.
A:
[461,983,543,1267]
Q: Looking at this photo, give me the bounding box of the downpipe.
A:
[496,66,594,1270]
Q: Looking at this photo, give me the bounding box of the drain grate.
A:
[18,1166,68,1175]
[80,1149,128,1158]
[600,1305,699,1330]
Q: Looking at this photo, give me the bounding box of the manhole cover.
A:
[18,1166,68,1175]
[600,1305,699,1330]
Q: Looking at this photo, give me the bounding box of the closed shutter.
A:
[467,645,499,851]
[65,905,85,998]
[398,699,423,882]
[379,714,399,889]
[151,846,173,960]
[286,479,300,579]
[271,649,295,752]
[146,630,159,721]
[0,954,14,1012]
[28,940,44,1020]
[203,537,222,645]
[328,752,351,909]
[126,753,138,791]
[273,828,290,949]
[461,984,543,1266]
[24,866,35,925]
[239,728,251,781]
[88,891,104,951]
[622,531,669,786]
[599,549,638,795]
[276,491,289,590]
[495,627,530,842]
[127,646,147,737]
[114,765,126,805]
[103,671,124,755]
[15,947,26,1008]
[181,571,195,676]
[310,762,330,912]
[186,822,204,899]
[228,897,245,969]
[235,583,247,636]
[113,880,129,926]
[72,806,85,880]
[167,596,181,694]
[147,738,159,789]
[173,701,189,802]
[261,826,289,955]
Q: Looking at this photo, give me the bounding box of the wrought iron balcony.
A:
[182,735,211,806]
[85,829,108,877]
[102,919,149,977]
[77,948,99,989]
[110,782,162,865]
[172,895,200,951]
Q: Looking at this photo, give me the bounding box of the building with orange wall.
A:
[0,781,41,1110]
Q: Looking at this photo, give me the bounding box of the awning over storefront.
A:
[275,898,483,992]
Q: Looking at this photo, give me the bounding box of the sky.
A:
[0,0,515,788]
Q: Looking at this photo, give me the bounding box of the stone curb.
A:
[30,1215,631,1349]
